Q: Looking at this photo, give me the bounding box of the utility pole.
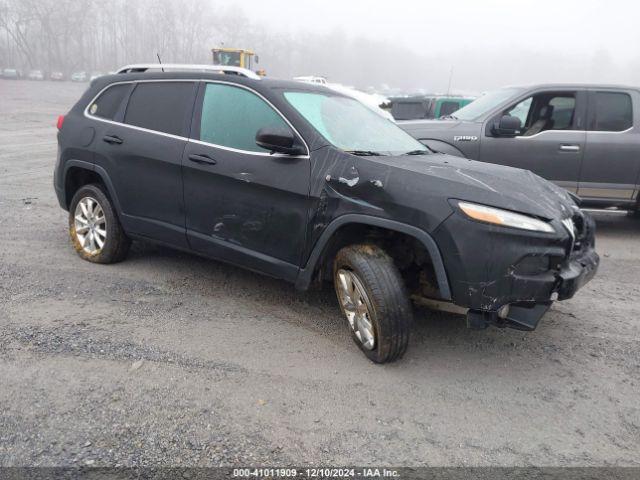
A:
[446,66,454,96]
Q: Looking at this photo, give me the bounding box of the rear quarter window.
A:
[88,84,130,120]
[124,82,196,136]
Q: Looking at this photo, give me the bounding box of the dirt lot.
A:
[0,80,639,468]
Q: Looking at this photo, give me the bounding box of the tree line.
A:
[0,0,432,90]
[0,0,242,73]
[1,0,639,92]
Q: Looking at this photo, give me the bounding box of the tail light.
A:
[56,115,65,130]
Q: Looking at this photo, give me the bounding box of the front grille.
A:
[561,217,576,244]
[566,211,592,253]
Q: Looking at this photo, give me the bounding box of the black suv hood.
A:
[368,153,577,220]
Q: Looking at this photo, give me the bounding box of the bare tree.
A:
[0,0,635,92]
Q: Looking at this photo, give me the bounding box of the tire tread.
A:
[334,244,413,363]
[68,183,130,264]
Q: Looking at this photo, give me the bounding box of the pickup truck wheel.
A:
[333,244,413,363]
[68,184,130,264]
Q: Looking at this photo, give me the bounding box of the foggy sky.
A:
[2,0,638,94]
[216,0,640,93]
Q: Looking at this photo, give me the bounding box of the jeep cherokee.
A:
[54,66,599,363]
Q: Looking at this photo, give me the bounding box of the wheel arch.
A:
[295,214,452,300]
[63,160,122,214]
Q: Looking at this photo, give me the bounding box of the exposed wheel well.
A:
[315,223,443,300]
[64,167,105,209]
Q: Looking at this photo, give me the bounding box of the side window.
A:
[199,83,290,152]
[506,97,533,128]
[504,92,577,136]
[124,82,195,136]
[88,84,130,120]
[591,92,633,132]
[548,96,576,130]
[391,102,426,120]
[439,101,461,117]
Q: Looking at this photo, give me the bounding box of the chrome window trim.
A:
[513,129,585,140]
[512,126,633,139]
[83,79,198,141]
[83,79,310,158]
[189,139,308,158]
[585,126,634,134]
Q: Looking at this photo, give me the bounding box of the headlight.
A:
[458,201,555,233]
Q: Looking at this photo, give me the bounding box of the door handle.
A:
[103,135,123,145]
[188,154,217,165]
[559,144,580,152]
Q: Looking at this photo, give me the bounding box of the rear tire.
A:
[68,184,130,264]
[333,244,413,363]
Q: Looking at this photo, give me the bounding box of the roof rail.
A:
[115,64,261,80]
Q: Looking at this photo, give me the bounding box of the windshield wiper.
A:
[440,114,458,120]
[403,149,430,156]
[345,150,385,156]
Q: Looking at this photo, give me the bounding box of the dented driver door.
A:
[182,81,311,282]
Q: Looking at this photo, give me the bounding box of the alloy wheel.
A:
[73,196,107,255]
[336,268,376,350]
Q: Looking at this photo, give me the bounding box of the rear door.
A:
[92,80,197,247]
[578,89,640,201]
[182,81,311,281]
[479,89,587,193]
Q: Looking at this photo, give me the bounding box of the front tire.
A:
[333,244,413,363]
[68,184,130,264]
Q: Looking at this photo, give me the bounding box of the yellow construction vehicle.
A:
[211,47,262,73]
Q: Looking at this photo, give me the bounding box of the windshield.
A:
[284,91,428,155]
[450,87,524,121]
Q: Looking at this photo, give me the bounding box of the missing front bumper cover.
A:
[467,302,552,331]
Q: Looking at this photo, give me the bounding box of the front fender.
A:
[294,214,451,299]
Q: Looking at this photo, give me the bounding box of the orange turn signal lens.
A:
[457,201,555,233]
[459,204,504,225]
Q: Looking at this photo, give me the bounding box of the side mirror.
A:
[492,115,522,137]
[256,127,305,155]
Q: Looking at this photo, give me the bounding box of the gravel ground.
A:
[0,80,639,468]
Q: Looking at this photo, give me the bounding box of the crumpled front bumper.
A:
[556,247,599,300]
[470,245,599,331]
[433,209,599,331]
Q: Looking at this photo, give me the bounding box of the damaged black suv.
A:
[54,66,599,363]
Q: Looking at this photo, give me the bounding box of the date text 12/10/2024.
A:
[232,468,400,478]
